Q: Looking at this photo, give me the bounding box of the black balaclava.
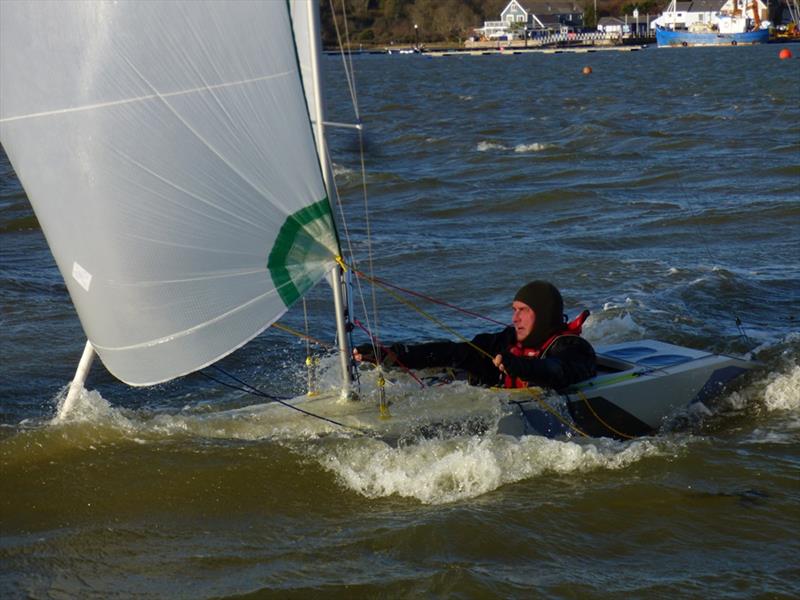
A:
[513,280,565,348]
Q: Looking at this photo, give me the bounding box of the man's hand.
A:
[353,344,377,364]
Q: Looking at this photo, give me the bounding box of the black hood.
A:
[514,280,565,348]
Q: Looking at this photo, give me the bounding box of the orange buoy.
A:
[582,66,592,75]
[779,48,792,60]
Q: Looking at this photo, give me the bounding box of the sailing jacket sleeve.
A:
[499,336,597,390]
[361,327,516,387]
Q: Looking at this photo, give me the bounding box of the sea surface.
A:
[2,44,799,598]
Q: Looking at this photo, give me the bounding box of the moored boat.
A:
[656,25,769,47]
[654,0,770,47]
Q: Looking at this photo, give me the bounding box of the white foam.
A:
[601,296,638,311]
[52,385,137,431]
[742,427,798,444]
[582,312,645,345]
[749,331,800,356]
[48,382,342,442]
[514,142,549,153]
[332,162,353,177]
[314,434,670,505]
[762,364,800,412]
[476,141,506,152]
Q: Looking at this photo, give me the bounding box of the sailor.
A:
[353,280,596,390]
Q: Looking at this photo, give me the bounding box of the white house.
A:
[477,0,585,39]
[478,0,529,39]
[597,16,630,34]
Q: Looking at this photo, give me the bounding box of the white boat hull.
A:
[498,340,758,439]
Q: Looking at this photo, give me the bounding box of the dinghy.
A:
[0,1,758,440]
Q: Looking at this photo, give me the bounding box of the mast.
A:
[305,0,354,398]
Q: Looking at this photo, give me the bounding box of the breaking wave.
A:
[314,434,673,505]
[476,141,506,152]
[514,142,549,153]
[475,141,550,153]
[762,364,800,412]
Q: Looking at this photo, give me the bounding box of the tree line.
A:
[319,0,665,46]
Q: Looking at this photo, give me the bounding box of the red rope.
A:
[353,269,507,327]
[353,319,426,388]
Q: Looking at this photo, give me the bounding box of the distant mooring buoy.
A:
[582,66,592,75]
[778,48,793,60]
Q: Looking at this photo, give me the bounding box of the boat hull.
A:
[497,340,758,439]
[655,27,769,47]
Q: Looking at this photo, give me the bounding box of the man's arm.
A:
[355,328,514,386]
[498,337,596,389]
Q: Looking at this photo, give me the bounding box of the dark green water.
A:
[2,44,799,598]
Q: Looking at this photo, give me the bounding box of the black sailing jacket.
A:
[368,326,597,390]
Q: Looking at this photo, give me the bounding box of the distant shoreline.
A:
[325,34,799,55]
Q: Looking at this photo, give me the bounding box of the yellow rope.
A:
[495,386,589,438]
[355,270,496,362]
[377,372,391,419]
[576,390,635,440]
[271,322,333,350]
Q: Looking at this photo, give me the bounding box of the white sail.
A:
[0,0,340,386]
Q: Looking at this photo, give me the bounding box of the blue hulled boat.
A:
[656,26,769,47]
[654,0,770,48]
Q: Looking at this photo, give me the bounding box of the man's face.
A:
[512,301,536,343]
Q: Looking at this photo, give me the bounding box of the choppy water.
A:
[2,45,799,598]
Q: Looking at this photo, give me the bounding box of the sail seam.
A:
[118,55,307,221]
[0,71,292,123]
[89,285,287,353]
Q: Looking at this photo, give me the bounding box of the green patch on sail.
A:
[268,198,338,307]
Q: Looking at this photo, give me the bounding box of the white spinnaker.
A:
[0,1,339,385]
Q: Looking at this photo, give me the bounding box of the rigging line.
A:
[271,322,334,350]
[322,120,363,130]
[366,275,497,362]
[357,115,383,363]
[201,369,292,401]
[338,0,361,114]
[506,388,589,438]
[328,0,360,120]
[333,1,379,361]
[576,390,635,440]
[353,319,427,388]
[352,269,508,327]
[203,366,370,435]
[676,176,754,347]
[302,297,312,357]
[324,0,382,371]
[321,4,380,364]
[322,139,377,368]
[322,144,368,327]
[301,296,317,395]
